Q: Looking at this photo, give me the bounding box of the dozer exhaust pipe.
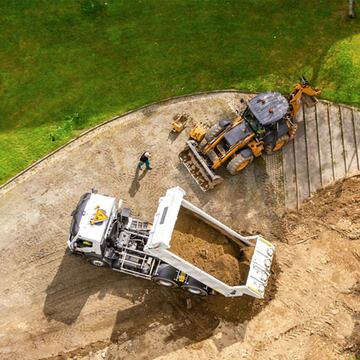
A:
[179,140,223,191]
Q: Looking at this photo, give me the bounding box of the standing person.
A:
[137,151,152,170]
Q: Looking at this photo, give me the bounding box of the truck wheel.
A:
[226,152,254,175]
[204,123,224,143]
[87,257,107,267]
[265,134,290,154]
[184,286,208,296]
[153,264,178,288]
[154,278,178,288]
[182,277,208,296]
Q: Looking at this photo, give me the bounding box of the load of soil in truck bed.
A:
[170,209,254,285]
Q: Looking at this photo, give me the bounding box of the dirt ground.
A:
[171,209,253,285]
[0,92,359,360]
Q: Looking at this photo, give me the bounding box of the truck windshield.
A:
[243,107,266,137]
[70,193,91,237]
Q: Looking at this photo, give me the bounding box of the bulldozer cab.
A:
[242,107,266,138]
[243,92,290,141]
[247,93,289,127]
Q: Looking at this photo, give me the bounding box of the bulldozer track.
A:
[283,101,360,209]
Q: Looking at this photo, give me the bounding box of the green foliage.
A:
[0,0,359,184]
[51,113,83,141]
[66,113,83,129]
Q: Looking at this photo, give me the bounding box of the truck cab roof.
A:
[71,192,116,243]
[247,92,289,126]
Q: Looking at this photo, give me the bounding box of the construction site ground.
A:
[0,92,359,360]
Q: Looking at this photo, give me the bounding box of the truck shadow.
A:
[107,267,279,360]
[44,248,279,359]
[43,250,147,325]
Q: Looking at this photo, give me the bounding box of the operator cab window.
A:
[243,107,266,138]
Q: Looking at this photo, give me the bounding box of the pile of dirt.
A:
[285,175,360,243]
[282,176,360,358]
[170,209,254,285]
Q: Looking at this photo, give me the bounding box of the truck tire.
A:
[87,257,107,268]
[204,123,224,143]
[226,152,254,175]
[153,264,178,288]
[265,134,290,154]
[182,277,209,296]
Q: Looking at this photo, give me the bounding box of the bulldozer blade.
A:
[302,93,318,108]
[179,140,223,192]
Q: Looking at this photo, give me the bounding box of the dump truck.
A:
[68,187,275,298]
[179,77,321,191]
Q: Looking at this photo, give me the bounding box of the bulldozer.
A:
[179,77,321,191]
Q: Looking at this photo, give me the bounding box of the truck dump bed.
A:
[144,187,275,298]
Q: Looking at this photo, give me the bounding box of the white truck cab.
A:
[68,192,117,255]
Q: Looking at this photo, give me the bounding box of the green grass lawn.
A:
[0,0,359,184]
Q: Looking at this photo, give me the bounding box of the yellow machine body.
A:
[189,124,207,142]
[181,77,321,191]
[171,113,189,133]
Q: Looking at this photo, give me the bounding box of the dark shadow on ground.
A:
[167,130,183,143]
[44,248,279,359]
[175,161,214,207]
[128,167,148,197]
[43,250,146,325]
[107,258,280,360]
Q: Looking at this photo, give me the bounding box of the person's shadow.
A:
[128,167,148,197]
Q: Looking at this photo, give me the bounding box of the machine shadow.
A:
[167,130,182,143]
[43,250,146,325]
[107,269,279,360]
[44,242,279,359]
[108,290,251,359]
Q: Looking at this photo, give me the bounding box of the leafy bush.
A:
[66,113,83,128]
[50,113,84,142]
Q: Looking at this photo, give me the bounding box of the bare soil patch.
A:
[285,176,360,243]
[170,209,254,285]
